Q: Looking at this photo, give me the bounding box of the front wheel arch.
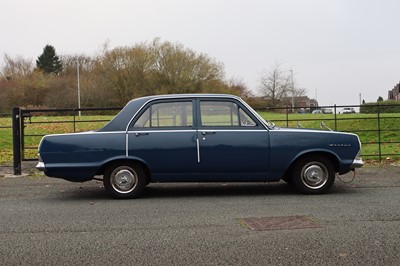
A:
[283,152,339,181]
[285,153,337,194]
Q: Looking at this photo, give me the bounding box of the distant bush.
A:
[360,100,400,113]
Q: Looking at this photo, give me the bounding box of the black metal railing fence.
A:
[11,107,122,174]
[7,103,400,174]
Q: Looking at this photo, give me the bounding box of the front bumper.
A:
[351,157,364,169]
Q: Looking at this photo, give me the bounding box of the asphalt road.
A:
[0,165,399,265]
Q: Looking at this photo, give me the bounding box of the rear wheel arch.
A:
[98,159,151,181]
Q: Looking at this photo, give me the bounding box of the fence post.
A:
[20,110,25,160]
[73,111,76,132]
[12,107,21,175]
[286,106,289,127]
[377,104,382,162]
[334,104,337,131]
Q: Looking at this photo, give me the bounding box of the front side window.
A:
[133,101,193,128]
[200,101,257,127]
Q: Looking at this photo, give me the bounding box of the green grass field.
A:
[1,112,399,164]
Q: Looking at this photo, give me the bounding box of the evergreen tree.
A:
[36,45,63,75]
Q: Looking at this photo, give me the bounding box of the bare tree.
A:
[60,54,94,76]
[285,71,308,108]
[258,63,291,107]
[292,87,308,99]
[0,54,33,80]
[258,64,308,108]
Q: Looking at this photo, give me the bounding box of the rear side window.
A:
[133,101,193,128]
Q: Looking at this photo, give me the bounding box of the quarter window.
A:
[239,108,257,127]
[133,102,193,128]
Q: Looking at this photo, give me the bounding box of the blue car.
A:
[37,94,363,198]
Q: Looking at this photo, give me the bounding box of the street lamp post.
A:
[77,59,81,116]
[290,69,294,113]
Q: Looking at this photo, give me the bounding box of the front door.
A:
[197,100,270,180]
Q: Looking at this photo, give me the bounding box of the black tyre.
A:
[291,155,335,194]
[103,163,147,199]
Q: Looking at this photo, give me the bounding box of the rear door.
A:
[127,100,198,180]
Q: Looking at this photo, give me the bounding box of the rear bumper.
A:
[351,158,364,169]
[36,161,46,171]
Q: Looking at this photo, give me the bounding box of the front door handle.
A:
[201,131,216,136]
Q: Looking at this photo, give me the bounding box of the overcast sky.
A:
[1,0,399,106]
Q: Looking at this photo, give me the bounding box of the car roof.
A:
[99,93,242,132]
[130,93,240,103]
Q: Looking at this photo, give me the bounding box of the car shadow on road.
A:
[52,181,359,201]
[142,182,295,199]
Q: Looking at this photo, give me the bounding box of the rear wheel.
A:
[292,155,335,194]
[103,163,146,199]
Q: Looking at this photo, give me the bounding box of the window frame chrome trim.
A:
[123,95,268,133]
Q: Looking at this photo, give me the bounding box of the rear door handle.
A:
[201,131,216,136]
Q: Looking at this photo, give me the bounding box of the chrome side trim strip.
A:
[197,129,267,133]
[196,138,200,163]
[125,133,129,157]
[275,129,358,136]
[40,131,126,138]
[127,130,197,133]
[128,129,266,133]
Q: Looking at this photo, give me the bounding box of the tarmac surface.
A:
[0,163,399,265]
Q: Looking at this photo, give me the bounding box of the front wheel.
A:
[291,156,335,194]
[103,163,146,199]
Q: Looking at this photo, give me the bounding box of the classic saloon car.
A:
[37,94,363,198]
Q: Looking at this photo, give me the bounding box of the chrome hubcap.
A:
[111,168,137,194]
[302,163,328,189]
